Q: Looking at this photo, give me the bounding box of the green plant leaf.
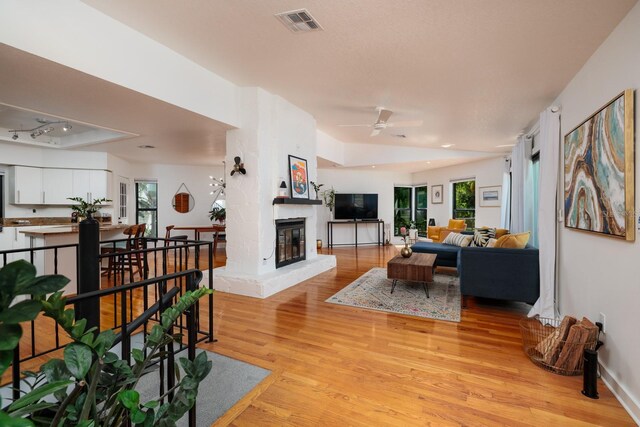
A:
[0,260,35,291]
[71,318,87,339]
[7,401,57,418]
[0,324,22,351]
[64,343,92,379]
[41,359,71,383]
[143,400,159,409]
[131,407,147,424]
[118,390,140,410]
[0,300,42,324]
[142,408,155,427]
[0,350,13,377]
[93,329,116,357]
[16,274,69,296]
[132,348,144,364]
[0,410,35,427]
[103,351,118,364]
[7,380,73,412]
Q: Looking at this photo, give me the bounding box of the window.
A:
[414,186,428,236]
[530,152,540,247]
[119,181,128,220]
[393,187,412,235]
[452,180,475,229]
[136,181,158,238]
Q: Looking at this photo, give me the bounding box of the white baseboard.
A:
[600,362,640,425]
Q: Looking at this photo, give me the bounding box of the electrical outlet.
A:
[598,312,606,333]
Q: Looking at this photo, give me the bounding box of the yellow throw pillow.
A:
[494,232,530,249]
[495,228,509,239]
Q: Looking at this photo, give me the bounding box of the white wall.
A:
[316,169,413,245]
[225,88,319,276]
[128,162,224,239]
[552,3,640,420]
[411,157,506,229]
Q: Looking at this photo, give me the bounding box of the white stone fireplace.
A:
[210,88,336,298]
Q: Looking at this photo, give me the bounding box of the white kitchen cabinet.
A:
[90,170,112,201]
[72,170,112,203]
[42,169,73,205]
[9,166,43,204]
[72,169,92,200]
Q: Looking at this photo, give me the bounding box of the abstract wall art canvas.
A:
[564,89,635,241]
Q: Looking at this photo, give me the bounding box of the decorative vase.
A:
[400,244,412,258]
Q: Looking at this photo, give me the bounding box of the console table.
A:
[327,220,384,248]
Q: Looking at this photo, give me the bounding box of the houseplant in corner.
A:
[68,196,111,222]
[209,205,226,224]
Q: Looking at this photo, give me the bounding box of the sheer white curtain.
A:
[500,158,511,229]
[529,107,560,319]
[510,136,531,233]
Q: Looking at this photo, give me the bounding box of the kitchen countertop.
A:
[20,224,128,236]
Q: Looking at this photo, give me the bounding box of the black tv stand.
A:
[327,219,385,248]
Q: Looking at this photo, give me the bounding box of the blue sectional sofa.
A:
[411,241,540,305]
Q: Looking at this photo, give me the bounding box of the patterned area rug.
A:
[326,267,461,322]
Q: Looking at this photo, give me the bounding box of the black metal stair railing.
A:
[9,268,204,426]
[0,237,215,427]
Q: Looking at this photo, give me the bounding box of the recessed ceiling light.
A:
[371,165,376,168]
[441,144,454,148]
[426,161,431,164]
[496,144,515,148]
[138,145,155,149]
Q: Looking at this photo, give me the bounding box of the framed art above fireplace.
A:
[288,155,309,200]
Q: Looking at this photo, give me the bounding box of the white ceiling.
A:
[0,44,232,166]
[84,0,636,154]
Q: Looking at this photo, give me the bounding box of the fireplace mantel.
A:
[272,198,322,205]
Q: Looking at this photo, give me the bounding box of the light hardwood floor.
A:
[202,245,634,426]
[9,245,634,425]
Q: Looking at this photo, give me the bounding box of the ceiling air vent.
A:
[275,9,323,33]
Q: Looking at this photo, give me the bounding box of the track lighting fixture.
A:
[9,120,72,141]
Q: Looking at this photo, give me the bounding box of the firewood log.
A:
[554,318,598,372]
[536,316,576,365]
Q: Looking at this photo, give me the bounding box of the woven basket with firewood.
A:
[520,315,599,376]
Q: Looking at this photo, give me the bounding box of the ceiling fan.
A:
[338,107,423,137]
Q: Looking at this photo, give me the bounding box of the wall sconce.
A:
[230,156,246,176]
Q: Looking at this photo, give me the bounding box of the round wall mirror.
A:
[172,192,195,213]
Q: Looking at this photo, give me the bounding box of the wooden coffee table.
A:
[387,253,437,298]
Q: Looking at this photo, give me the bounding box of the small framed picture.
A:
[479,185,502,207]
[431,185,443,204]
[288,155,309,199]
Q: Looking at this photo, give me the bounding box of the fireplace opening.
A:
[276,218,306,268]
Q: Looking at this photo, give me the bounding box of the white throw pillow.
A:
[442,232,472,247]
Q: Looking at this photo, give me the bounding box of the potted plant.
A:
[310,181,324,200]
[68,196,111,221]
[209,205,226,224]
[321,188,335,212]
[0,260,213,426]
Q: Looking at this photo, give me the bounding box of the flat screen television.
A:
[334,193,378,220]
